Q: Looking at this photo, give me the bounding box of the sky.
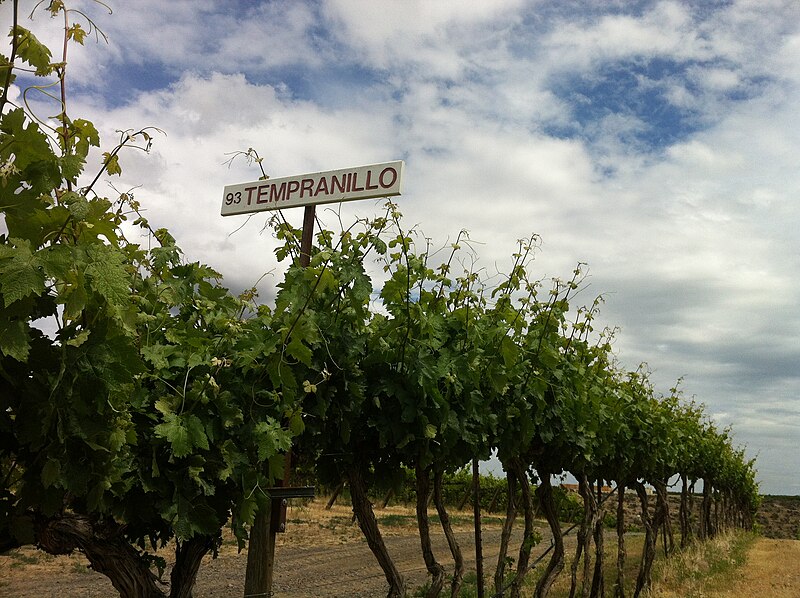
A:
[5,0,800,494]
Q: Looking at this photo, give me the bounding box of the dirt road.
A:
[0,505,531,598]
[0,528,533,597]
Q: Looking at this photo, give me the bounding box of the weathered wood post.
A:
[474,457,485,598]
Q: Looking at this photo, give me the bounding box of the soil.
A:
[0,502,536,598]
[755,495,800,540]
[619,493,800,540]
[1,495,798,597]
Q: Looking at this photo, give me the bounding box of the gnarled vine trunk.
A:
[590,481,605,598]
[170,536,216,598]
[653,478,673,556]
[416,464,445,597]
[509,459,536,598]
[679,474,691,549]
[534,472,565,598]
[632,481,658,598]
[36,514,180,598]
[614,483,626,598]
[568,474,593,598]
[348,465,405,598]
[433,468,465,597]
[581,479,598,598]
[326,481,345,510]
[494,468,517,596]
[687,479,697,538]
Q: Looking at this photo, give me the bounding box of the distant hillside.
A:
[756,495,800,539]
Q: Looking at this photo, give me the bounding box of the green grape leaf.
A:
[0,53,16,87]
[64,328,90,347]
[0,317,29,361]
[285,334,312,365]
[0,108,52,172]
[62,282,87,322]
[85,244,130,315]
[185,414,209,451]
[109,428,126,452]
[0,239,46,306]
[253,421,278,462]
[14,26,53,75]
[141,343,172,370]
[41,244,74,279]
[67,23,88,45]
[71,119,99,157]
[41,459,61,488]
[59,154,86,182]
[154,414,191,458]
[238,496,258,527]
[288,409,305,435]
[218,440,244,482]
[102,152,122,176]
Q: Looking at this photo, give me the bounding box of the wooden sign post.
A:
[222,160,404,597]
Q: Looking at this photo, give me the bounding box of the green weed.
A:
[7,550,40,568]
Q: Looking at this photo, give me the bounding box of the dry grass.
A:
[511,531,758,598]
[519,534,646,597]
[644,531,755,598]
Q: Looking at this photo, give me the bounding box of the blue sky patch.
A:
[547,58,706,151]
[88,61,179,107]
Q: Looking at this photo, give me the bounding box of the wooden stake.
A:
[244,205,315,598]
[473,458,484,598]
[300,205,315,267]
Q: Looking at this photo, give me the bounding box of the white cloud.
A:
[323,0,526,77]
[541,2,708,68]
[215,3,324,70]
